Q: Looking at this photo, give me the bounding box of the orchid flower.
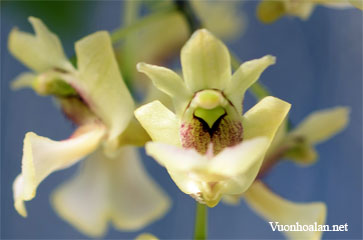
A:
[223,107,349,239]
[135,29,291,207]
[9,17,170,237]
[279,107,350,164]
[120,0,246,98]
[257,0,362,24]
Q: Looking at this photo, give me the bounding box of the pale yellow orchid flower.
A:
[135,29,291,207]
[9,17,170,237]
[257,0,361,24]
[223,107,349,239]
[121,0,246,97]
[270,107,350,165]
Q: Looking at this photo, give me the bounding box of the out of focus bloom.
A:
[136,233,159,240]
[120,0,246,97]
[223,107,349,239]
[277,107,350,165]
[135,29,291,207]
[257,0,362,24]
[9,17,169,237]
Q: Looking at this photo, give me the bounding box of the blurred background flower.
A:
[1,1,362,239]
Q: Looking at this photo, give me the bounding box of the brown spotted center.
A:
[180,114,243,155]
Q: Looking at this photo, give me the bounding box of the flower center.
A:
[180,89,243,154]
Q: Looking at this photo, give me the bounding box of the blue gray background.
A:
[1,1,362,239]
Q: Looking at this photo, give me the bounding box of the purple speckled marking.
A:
[180,115,243,155]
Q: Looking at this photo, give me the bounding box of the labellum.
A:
[180,89,243,154]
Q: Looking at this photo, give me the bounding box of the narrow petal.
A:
[75,31,135,141]
[242,96,291,142]
[244,181,327,240]
[137,62,191,114]
[51,150,110,237]
[224,55,276,114]
[13,123,105,217]
[10,72,36,90]
[109,147,171,230]
[135,101,181,145]
[146,142,207,171]
[8,17,73,73]
[289,107,350,144]
[13,175,27,217]
[181,29,231,92]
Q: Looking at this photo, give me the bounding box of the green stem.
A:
[174,0,202,32]
[194,203,208,240]
[111,5,176,43]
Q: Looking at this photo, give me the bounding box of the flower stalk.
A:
[194,203,208,240]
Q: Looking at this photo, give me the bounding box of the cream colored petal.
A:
[289,107,349,144]
[222,194,242,205]
[181,29,231,92]
[208,137,270,196]
[167,170,201,195]
[75,31,135,141]
[244,181,327,240]
[349,0,363,9]
[224,55,276,114]
[145,142,217,199]
[10,72,36,90]
[109,147,171,230]
[137,62,191,114]
[146,142,207,171]
[316,0,353,9]
[13,175,27,217]
[116,119,151,147]
[135,101,181,145]
[13,123,105,217]
[8,17,73,73]
[210,137,269,177]
[136,233,159,240]
[284,1,316,20]
[52,147,170,236]
[147,138,269,203]
[51,150,109,237]
[265,118,288,157]
[242,96,291,142]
